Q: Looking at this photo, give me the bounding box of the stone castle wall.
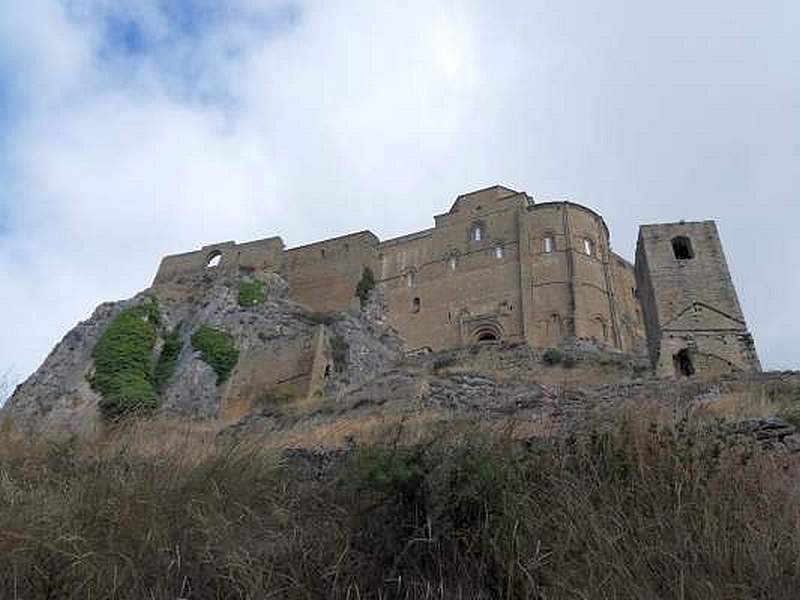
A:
[152,185,760,379]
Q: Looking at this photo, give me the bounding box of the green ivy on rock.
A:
[191,325,240,384]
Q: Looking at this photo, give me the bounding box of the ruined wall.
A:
[635,221,760,377]
[148,186,757,378]
[153,237,285,286]
[284,231,379,314]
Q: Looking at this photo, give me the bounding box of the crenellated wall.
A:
[150,185,758,378]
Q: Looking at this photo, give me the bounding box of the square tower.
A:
[635,220,760,378]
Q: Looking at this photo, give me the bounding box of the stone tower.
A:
[635,220,760,377]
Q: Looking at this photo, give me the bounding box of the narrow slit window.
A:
[494,245,504,259]
[449,256,457,271]
[412,297,420,313]
[583,238,594,257]
[543,237,554,254]
[471,225,483,242]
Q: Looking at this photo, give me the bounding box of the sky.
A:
[0,0,798,396]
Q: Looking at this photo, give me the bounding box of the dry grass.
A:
[1,409,799,599]
[694,388,795,421]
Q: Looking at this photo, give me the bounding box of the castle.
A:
[153,185,760,378]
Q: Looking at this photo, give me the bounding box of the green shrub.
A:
[90,300,161,421]
[542,348,563,365]
[95,372,159,420]
[191,325,239,383]
[154,330,182,392]
[237,279,266,307]
[355,266,376,310]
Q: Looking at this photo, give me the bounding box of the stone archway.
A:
[471,322,504,344]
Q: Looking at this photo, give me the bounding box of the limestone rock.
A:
[4,273,404,432]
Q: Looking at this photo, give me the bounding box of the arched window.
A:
[672,236,694,260]
[583,238,594,257]
[543,237,554,254]
[494,245,504,259]
[406,271,416,287]
[206,251,222,268]
[471,224,484,242]
[412,297,420,313]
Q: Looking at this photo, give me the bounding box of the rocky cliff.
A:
[3,272,403,434]
[4,271,800,452]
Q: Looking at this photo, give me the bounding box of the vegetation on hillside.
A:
[355,266,376,310]
[191,325,239,383]
[1,414,798,598]
[154,329,182,392]
[90,299,189,421]
[90,299,162,421]
[237,279,266,307]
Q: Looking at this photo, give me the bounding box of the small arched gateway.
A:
[471,322,504,344]
[673,348,695,377]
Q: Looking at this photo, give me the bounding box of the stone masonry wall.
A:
[150,186,758,378]
[635,220,760,377]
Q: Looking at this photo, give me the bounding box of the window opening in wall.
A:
[672,236,694,260]
[324,365,331,379]
[412,297,420,313]
[471,224,483,242]
[477,332,497,342]
[543,237,554,253]
[447,311,452,323]
[449,256,457,271]
[583,238,594,256]
[406,272,415,287]
[674,349,695,377]
[206,251,222,268]
[494,245,504,259]
[321,248,326,258]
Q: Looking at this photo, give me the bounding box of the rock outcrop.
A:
[3,272,404,433]
[4,269,799,451]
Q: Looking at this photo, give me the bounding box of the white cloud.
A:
[1,0,798,395]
